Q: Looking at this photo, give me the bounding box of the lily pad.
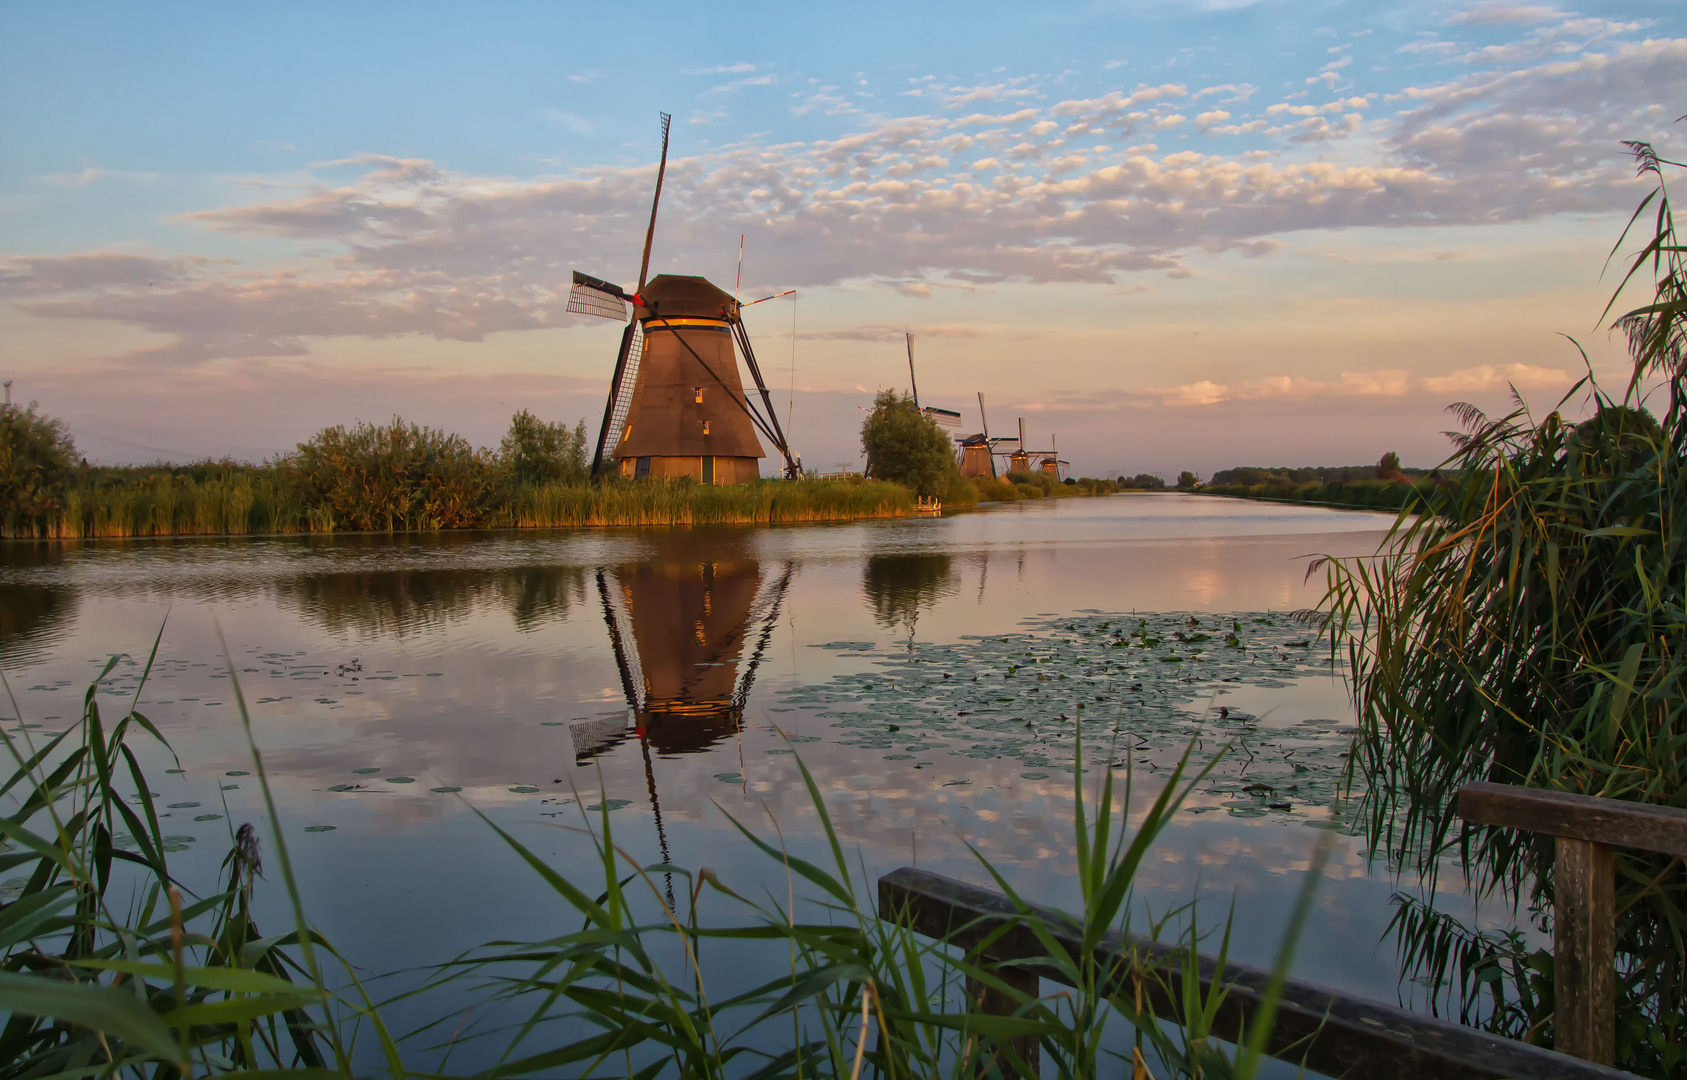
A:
[352,767,380,775]
[1020,772,1050,780]
[225,770,249,776]
[303,825,337,833]
[509,785,540,793]
[385,776,415,784]
[585,799,632,812]
[431,786,462,793]
[713,772,744,783]
[194,813,223,822]
[166,802,200,809]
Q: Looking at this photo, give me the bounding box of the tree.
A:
[0,403,77,524]
[860,389,957,497]
[1376,451,1403,480]
[500,410,588,487]
[1176,470,1199,490]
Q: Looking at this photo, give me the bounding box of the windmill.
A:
[904,333,961,431]
[567,112,801,482]
[958,393,1019,479]
[1010,418,1068,480]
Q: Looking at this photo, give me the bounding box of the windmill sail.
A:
[566,271,630,321]
[595,323,645,469]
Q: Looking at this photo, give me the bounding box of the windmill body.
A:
[959,435,995,479]
[611,275,765,484]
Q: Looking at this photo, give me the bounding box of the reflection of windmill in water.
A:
[572,535,793,879]
[566,112,801,482]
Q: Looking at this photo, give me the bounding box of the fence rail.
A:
[877,866,1638,1080]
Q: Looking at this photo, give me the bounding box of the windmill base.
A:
[616,455,762,485]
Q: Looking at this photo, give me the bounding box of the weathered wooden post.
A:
[1458,781,1687,1068]
[1552,835,1615,1063]
[966,966,1038,1078]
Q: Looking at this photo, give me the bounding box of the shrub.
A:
[287,416,498,531]
[499,409,588,487]
[0,402,77,531]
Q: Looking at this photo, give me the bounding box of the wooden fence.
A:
[1458,781,1687,1067]
[875,779,1687,1080]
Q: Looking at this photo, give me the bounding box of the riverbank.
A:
[1195,477,1433,512]
[2,475,934,538]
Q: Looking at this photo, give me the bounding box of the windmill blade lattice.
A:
[566,277,630,321]
[597,323,645,463]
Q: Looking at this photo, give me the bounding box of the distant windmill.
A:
[904,333,962,432]
[958,393,1018,479]
[1011,418,1068,480]
[567,112,800,482]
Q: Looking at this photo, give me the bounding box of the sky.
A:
[1,0,1682,478]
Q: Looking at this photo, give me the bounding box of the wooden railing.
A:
[1457,781,1687,1067]
[878,866,1638,1079]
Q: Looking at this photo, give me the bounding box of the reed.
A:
[0,639,1309,1079]
[506,477,920,527]
[1316,139,1687,1077]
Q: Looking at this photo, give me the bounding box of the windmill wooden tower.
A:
[959,393,1020,479]
[567,113,800,482]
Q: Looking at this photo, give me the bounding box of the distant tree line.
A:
[1199,453,1447,511]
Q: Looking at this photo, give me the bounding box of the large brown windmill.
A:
[566,113,800,482]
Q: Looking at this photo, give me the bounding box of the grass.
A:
[2,476,925,539]
[1315,137,1687,1077]
[0,634,1315,1080]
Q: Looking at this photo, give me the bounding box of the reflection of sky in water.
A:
[0,495,1531,1028]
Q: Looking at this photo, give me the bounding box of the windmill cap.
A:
[637,274,737,320]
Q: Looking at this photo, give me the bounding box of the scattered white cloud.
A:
[683,61,757,75]
[4,21,1679,368]
[1421,363,1571,393]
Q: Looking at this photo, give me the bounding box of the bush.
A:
[972,476,1021,502]
[0,402,77,531]
[287,416,498,531]
[499,410,588,487]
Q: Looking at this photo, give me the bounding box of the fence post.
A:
[967,965,1039,1078]
[1553,837,1616,1065]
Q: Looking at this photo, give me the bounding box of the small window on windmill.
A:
[693,387,704,404]
[702,420,711,435]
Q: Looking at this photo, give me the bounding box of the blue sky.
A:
[1,0,1682,475]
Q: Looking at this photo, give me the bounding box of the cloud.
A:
[1420,363,1571,393]
[1149,370,1414,406]
[7,25,1680,366]
[1448,2,1563,26]
[0,253,206,295]
[683,62,757,75]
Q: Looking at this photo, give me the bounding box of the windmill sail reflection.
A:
[576,534,791,761]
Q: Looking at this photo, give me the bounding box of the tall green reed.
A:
[1317,137,1687,1076]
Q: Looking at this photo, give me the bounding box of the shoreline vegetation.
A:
[1195,458,1441,512]
[1314,138,1687,1076]
[1,407,1130,540]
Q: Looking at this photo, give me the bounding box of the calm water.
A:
[0,494,1516,1043]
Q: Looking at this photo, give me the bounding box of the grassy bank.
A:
[0,643,1312,1080]
[2,408,1137,538]
[1198,477,1437,512]
[4,475,923,538]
